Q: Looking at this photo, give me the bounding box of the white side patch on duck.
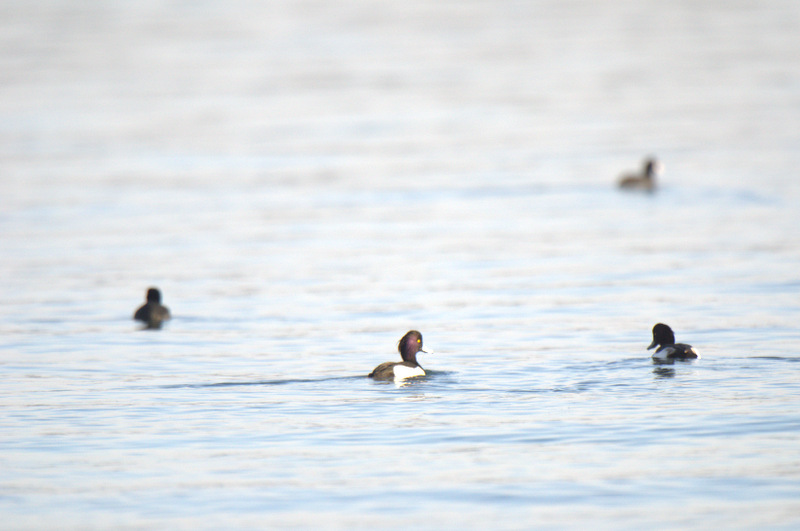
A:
[392,365,425,380]
[651,346,701,360]
[651,347,675,361]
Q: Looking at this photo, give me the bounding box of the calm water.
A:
[2,1,800,529]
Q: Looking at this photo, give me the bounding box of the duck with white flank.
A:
[647,323,699,361]
[369,330,428,380]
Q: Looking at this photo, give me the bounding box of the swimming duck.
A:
[618,157,663,191]
[369,330,428,380]
[647,323,699,361]
[134,287,171,329]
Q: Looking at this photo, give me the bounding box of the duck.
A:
[647,323,699,361]
[134,287,171,329]
[369,330,428,380]
[618,157,663,192]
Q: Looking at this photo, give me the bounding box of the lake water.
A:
[2,0,800,529]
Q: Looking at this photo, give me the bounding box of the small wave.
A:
[162,375,366,389]
[748,356,800,362]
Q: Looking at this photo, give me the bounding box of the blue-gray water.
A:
[2,1,800,529]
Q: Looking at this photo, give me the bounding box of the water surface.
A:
[2,1,800,529]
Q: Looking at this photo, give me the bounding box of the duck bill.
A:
[647,340,657,350]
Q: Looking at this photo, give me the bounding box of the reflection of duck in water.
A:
[134,287,171,330]
[647,323,699,362]
[618,158,663,192]
[653,366,676,379]
[369,330,428,380]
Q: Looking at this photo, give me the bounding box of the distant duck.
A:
[647,323,699,361]
[618,157,663,192]
[134,287,171,330]
[369,330,429,380]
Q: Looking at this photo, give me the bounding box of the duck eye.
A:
[417,339,421,343]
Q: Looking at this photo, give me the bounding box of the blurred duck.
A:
[647,323,699,361]
[618,157,663,192]
[134,287,171,330]
[369,330,428,380]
